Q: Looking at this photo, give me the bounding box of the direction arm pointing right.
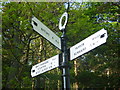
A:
[70,28,108,60]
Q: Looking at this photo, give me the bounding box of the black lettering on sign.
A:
[52,37,54,39]
[41,61,48,66]
[42,65,46,68]
[52,57,56,61]
[91,40,99,46]
[92,35,100,40]
[74,47,86,56]
[38,66,42,70]
[36,66,38,68]
[36,71,40,74]
[43,67,48,71]
[41,28,50,36]
[49,66,52,69]
[55,40,59,44]
[75,43,84,50]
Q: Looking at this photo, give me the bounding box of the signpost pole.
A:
[61,29,70,89]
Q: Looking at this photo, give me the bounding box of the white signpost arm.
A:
[31,16,61,50]
[31,55,59,77]
[70,28,108,60]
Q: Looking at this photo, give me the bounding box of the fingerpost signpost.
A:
[31,11,108,89]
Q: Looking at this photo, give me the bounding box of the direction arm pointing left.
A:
[31,16,61,50]
[31,54,59,77]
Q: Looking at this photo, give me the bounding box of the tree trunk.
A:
[73,60,78,89]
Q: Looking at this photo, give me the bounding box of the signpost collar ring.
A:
[59,12,68,31]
